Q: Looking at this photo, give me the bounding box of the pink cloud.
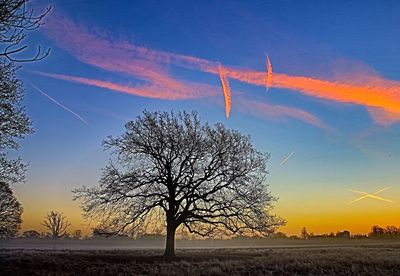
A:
[41,9,330,129]
[44,9,400,127]
[235,97,329,130]
[34,72,214,100]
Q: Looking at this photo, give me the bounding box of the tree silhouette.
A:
[0,2,49,233]
[370,225,384,238]
[42,210,70,238]
[0,62,32,183]
[0,181,22,238]
[1,1,50,183]
[72,229,82,240]
[0,0,50,62]
[22,229,40,238]
[74,110,284,256]
[300,227,309,239]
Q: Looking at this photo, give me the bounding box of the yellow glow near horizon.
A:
[13,179,400,238]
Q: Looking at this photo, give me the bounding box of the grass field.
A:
[1,242,400,275]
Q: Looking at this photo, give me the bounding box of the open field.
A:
[1,242,400,275]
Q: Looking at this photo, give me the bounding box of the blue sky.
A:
[13,0,400,235]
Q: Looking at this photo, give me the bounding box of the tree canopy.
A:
[74,110,284,256]
[0,180,22,238]
[41,210,70,238]
[0,61,32,183]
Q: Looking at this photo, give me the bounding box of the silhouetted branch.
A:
[41,210,70,238]
[0,0,51,62]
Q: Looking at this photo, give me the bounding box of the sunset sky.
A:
[13,0,400,236]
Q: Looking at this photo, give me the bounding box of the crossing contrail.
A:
[28,81,92,128]
[279,151,294,166]
[348,187,394,204]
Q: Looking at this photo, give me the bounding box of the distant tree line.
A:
[285,226,400,240]
[368,225,400,239]
[9,223,400,242]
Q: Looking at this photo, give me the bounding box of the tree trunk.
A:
[164,219,176,256]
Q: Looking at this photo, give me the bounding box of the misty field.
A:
[2,242,400,275]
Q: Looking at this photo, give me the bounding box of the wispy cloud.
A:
[42,11,216,101]
[203,68,400,126]
[40,10,329,128]
[236,97,329,130]
[32,71,214,100]
[44,10,400,126]
[37,71,325,129]
[42,9,396,130]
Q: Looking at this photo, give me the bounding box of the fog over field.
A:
[2,237,400,251]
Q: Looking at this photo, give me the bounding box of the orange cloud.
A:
[218,65,232,118]
[212,68,400,126]
[42,10,330,128]
[45,10,400,126]
[273,74,400,113]
[266,55,273,93]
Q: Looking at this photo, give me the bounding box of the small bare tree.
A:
[0,181,22,238]
[72,229,82,240]
[0,0,51,62]
[74,111,285,256]
[42,210,70,238]
[300,227,309,239]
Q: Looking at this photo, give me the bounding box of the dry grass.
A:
[1,243,400,275]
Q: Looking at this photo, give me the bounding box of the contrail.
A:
[266,55,273,93]
[279,151,294,166]
[28,81,92,128]
[218,64,231,119]
[348,187,394,204]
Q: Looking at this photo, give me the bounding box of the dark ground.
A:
[1,243,400,275]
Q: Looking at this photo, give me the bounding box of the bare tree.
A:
[74,110,285,256]
[0,61,32,183]
[42,210,70,238]
[72,229,82,240]
[0,0,50,62]
[300,227,309,239]
[0,180,22,238]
